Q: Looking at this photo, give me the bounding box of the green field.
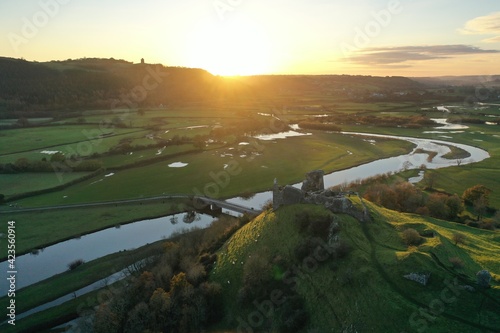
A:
[11,132,414,207]
[0,172,91,196]
[0,125,121,155]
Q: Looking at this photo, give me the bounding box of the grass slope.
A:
[210,202,500,332]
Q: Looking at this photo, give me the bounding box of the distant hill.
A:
[412,75,500,87]
[0,57,216,115]
[0,57,428,115]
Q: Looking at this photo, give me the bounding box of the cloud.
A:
[460,12,500,43]
[347,45,500,66]
[482,36,500,43]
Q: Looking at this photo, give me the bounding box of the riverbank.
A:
[0,198,190,260]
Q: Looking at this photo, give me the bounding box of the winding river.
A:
[228,132,490,209]
[0,131,490,296]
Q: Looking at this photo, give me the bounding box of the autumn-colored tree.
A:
[474,195,489,221]
[446,194,464,218]
[423,171,438,190]
[93,303,121,333]
[426,193,449,219]
[364,183,398,210]
[14,158,30,171]
[462,185,491,206]
[394,182,423,212]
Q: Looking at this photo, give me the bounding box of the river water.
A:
[228,132,490,209]
[0,212,215,294]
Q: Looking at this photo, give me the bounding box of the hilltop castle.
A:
[272,170,371,222]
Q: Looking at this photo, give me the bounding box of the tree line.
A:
[92,214,250,333]
[337,173,496,230]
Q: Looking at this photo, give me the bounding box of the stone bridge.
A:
[193,196,262,216]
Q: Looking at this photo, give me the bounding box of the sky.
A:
[0,0,499,76]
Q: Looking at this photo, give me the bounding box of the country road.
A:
[0,195,262,216]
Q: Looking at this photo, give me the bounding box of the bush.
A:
[402,228,421,246]
[295,212,310,233]
[261,199,273,210]
[68,258,85,270]
[452,232,466,245]
[476,270,492,288]
[333,240,352,259]
[449,257,464,269]
[308,215,332,239]
[242,252,271,291]
[294,237,328,261]
[480,221,495,230]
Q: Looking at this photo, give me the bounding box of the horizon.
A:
[5,55,500,79]
[1,1,500,77]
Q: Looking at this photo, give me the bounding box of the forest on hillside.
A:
[0,57,472,117]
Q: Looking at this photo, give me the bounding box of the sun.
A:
[185,19,274,76]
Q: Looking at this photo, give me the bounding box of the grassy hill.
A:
[210,201,500,332]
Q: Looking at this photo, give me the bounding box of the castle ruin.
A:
[272,170,371,222]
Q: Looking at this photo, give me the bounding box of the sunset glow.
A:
[185,19,274,76]
[0,1,499,76]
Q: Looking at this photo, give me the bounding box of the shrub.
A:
[476,270,492,288]
[402,228,421,246]
[294,237,330,261]
[308,215,332,239]
[261,199,273,210]
[295,212,310,233]
[242,252,271,290]
[480,221,495,230]
[452,232,466,245]
[467,221,480,228]
[333,240,352,259]
[449,257,464,269]
[68,258,85,270]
